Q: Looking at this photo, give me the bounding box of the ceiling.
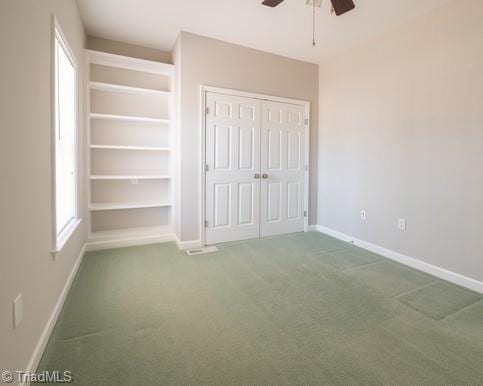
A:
[77,0,451,64]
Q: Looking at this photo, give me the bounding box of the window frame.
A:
[51,16,81,256]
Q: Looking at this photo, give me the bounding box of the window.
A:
[52,20,79,253]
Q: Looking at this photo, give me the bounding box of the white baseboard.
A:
[314,225,483,294]
[308,224,319,232]
[176,238,202,250]
[85,233,176,252]
[23,244,86,384]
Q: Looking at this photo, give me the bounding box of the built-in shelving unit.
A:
[86,49,175,246]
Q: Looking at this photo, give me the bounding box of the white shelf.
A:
[90,113,170,124]
[90,81,171,97]
[89,202,172,211]
[87,49,174,76]
[89,225,170,240]
[90,145,172,151]
[89,175,172,180]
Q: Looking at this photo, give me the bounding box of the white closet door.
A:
[260,100,306,237]
[205,92,261,244]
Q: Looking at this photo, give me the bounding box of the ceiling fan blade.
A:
[262,0,285,7]
[330,0,355,16]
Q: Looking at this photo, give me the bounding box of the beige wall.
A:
[318,0,483,282]
[87,36,173,64]
[177,32,319,242]
[0,0,86,373]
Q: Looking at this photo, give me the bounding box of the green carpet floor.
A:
[38,232,483,385]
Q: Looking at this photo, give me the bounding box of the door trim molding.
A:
[200,85,310,246]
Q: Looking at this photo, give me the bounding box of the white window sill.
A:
[51,218,82,257]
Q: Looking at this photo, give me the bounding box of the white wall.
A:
[318,0,483,282]
[176,32,319,242]
[0,0,86,373]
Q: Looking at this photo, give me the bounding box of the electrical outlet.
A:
[360,210,367,220]
[398,218,407,231]
[13,294,23,329]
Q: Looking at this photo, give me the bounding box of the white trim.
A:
[176,238,203,251]
[314,225,483,294]
[202,85,310,106]
[50,15,57,260]
[51,218,82,256]
[85,48,93,247]
[86,233,176,252]
[199,85,310,246]
[53,18,77,68]
[173,37,183,252]
[23,244,86,383]
[303,103,310,233]
[199,86,207,247]
[51,16,80,255]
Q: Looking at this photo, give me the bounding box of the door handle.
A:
[254,173,260,179]
[262,174,268,179]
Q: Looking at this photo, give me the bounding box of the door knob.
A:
[254,173,260,179]
[262,174,268,179]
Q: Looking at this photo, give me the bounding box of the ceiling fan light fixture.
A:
[261,0,355,46]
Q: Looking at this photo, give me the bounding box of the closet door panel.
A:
[205,92,261,244]
[260,100,306,237]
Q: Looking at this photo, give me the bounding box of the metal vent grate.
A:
[186,246,218,256]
